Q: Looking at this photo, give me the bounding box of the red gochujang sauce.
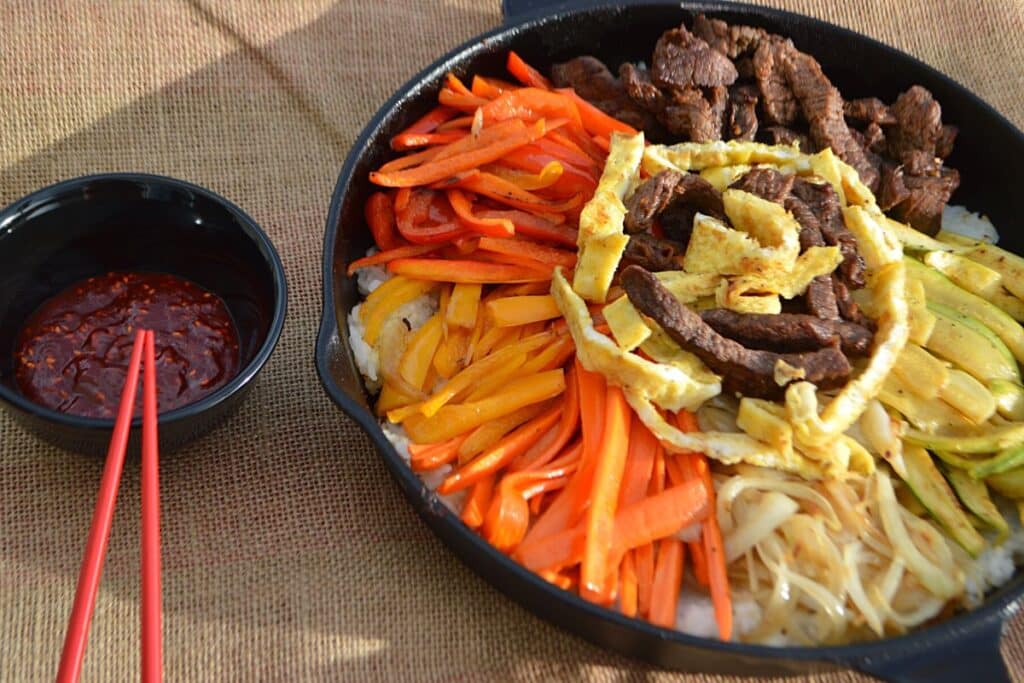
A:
[14,271,240,419]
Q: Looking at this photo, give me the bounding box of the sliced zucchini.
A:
[942,464,1009,543]
[899,445,985,556]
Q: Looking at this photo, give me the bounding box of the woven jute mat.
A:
[2,1,1022,680]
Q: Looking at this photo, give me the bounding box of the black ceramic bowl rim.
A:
[0,172,288,434]
[317,0,1024,678]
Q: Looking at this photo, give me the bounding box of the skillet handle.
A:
[854,615,1011,683]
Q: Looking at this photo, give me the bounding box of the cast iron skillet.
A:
[317,1,1024,679]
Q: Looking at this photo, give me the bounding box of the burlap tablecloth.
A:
[2,1,1023,680]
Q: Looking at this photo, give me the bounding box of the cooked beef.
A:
[550,56,662,133]
[727,84,759,140]
[833,276,875,328]
[700,309,872,356]
[652,26,739,90]
[783,50,880,191]
[806,276,841,320]
[890,168,960,236]
[843,97,896,125]
[692,13,767,58]
[863,121,886,153]
[903,149,942,177]
[753,38,800,126]
[731,167,794,203]
[619,63,667,111]
[624,171,725,237]
[622,266,852,398]
[877,162,911,211]
[624,171,683,234]
[735,56,755,80]
[887,86,943,164]
[761,125,812,152]
[661,87,722,141]
[620,233,684,271]
[937,124,958,159]
[791,178,866,288]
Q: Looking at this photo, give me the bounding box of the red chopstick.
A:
[141,330,162,682]
[57,329,146,683]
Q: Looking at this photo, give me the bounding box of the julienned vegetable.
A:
[349,51,731,638]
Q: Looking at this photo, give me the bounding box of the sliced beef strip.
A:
[700,309,873,356]
[890,168,960,236]
[833,276,875,328]
[624,171,683,234]
[903,149,942,177]
[783,50,881,192]
[691,13,767,58]
[550,56,661,132]
[791,178,866,288]
[887,86,943,164]
[782,194,841,320]
[806,277,841,320]
[624,171,726,236]
[753,38,800,126]
[876,162,912,211]
[731,167,794,203]
[652,26,739,90]
[735,56,755,80]
[761,125,812,152]
[936,124,958,159]
[620,233,684,272]
[621,266,852,398]
[843,97,896,125]
[727,84,759,140]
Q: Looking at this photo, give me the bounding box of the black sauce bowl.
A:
[0,173,287,454]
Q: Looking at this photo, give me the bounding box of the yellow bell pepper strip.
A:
[446,282,482,329]
[486,295,562,327]
[387,257,550,284]
[360,277,436,346]
[457,402,552,464]
[432,327,470,379]
[485,161,564,191]
[402,369,566,444]
[398,314,444,391]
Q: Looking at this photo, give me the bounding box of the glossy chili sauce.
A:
[15,272,239,419]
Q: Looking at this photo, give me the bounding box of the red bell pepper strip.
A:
[364,191,404,250]
[346,244,442,276]
[506,51,552,90]
[446,189,516,238]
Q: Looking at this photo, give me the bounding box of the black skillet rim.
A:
[0,172,289,433]
[317,0,1024,674]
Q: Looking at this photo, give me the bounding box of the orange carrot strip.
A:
[580,385,631,603]
[438,405,562,494]
[593,135,610,153]
[391,131,467,151]
[483,484,530,552]
[446,189,516,237]
[689,538,709,588]
[516,480,708,573]
[445,73,474,96]
[512,363,578,472]
[470,75,505,99]
[387,257,549,283]
[370,120,545,187]
[506,50,553,90]
[475,210,577,247]
[620,550,639,618]
[461,475,495,529]
[617,414,658,508]
[635,542,656,617]
[477,236,577,268]
[347,244,442,275]
[539,569,574,591]
[555,88,638,137]
[532,137,600,175]
[648,539,684,628]
[364,191,404,251]
[382,119,535,175]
